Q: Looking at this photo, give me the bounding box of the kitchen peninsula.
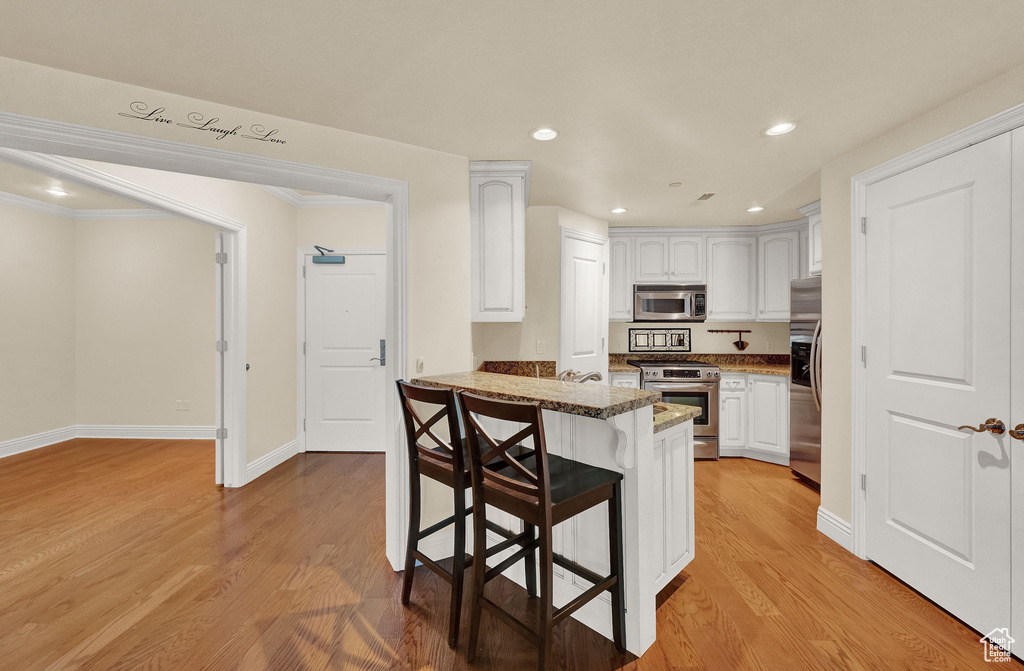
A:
[410,371,700,656]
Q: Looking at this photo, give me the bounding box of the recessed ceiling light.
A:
[747,206,765,213]
[762,122,797,136]
[46,186,68,196]
[668,182,682,188]
[530,127,559,141]
[611,208,627,214]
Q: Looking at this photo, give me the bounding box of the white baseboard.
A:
[0,424,217,461]
[718,447,789,466]
[245,439,300,483]
[0,425,77,460]
[76,425,217,439]
[817,506,853,552]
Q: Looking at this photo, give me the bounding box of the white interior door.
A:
[304,253,386,452]
[560,230,608,381]
[864,133,1012,636]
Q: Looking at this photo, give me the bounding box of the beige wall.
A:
[296,206,386,249]
[0,203,76,442]
[472,206,609,365]
[609,321,788,355]
[819,61,1024,522]
[74,217,216,426]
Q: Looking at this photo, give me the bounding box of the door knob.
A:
[1010,424,1024,441]
[957,418,1006,435]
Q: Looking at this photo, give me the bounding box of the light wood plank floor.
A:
[0,438,1012,670]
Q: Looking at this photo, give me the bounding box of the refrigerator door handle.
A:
[809,319,822,412]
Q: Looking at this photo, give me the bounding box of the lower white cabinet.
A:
[609,370,641,388]
[650,419,695,594]
[718,372,789,464]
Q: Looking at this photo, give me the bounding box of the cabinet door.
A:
[609,371,641,388]
[634,236,669,282]
[808,212,822,275]
[609,236,633,321]
[799,227,810,279]
[719,374,747,448]
[706,235,757,321]
[757,231,799,321]
[668,236,704,283]
[470,171,526,321]
[747,375,789,457]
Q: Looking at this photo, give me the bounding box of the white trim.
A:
[0,109,409,571]
[0,188,175,220]
[718,448,789,466]
[796,200,821,218]
[296,246,387,455]
[0,426,77,459]
[245,439,301,482]
[849,99,1024,559]
[609,216,808,238]
[254,184,384,208]
[816,506,853,552]
[75,425,217,439]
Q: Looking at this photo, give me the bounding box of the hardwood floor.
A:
[0,438,1012,670]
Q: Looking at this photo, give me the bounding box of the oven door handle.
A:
[635,291,693,300]
[644,382,719,393]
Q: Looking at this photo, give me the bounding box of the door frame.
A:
[0,111,410,570]
[558,227,609,373]
[296,246,386,454]
[849,100,1024,562]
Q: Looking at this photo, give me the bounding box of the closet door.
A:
[1011,126,1024,655]
[864,132,1012,638]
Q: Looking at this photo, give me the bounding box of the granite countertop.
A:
[609,353,790,377]
[608,361,641,373]
[652,402,703,434]
[716,363,791,376]
[410,371,659,419]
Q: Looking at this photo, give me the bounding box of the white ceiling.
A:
[0,160,150,209]
[2,1,1024,226]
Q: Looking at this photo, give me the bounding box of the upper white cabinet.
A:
[634,235,705,284]
[799,200,822,276]
[469,161,530,322]
[609,235,633,321]
[757,230,799,321]
[706,235,757,321]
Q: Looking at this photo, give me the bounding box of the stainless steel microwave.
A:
[633,284,707,322]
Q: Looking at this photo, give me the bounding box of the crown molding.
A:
[254,184,384,208]
[0,188,178,220]
[797,200,821,217]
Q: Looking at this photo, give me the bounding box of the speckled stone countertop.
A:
[477,360,557,378]
[410,371,660,419]
[653,402,703,434]
[609,353,789,377]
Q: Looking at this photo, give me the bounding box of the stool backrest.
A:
[457,391,551,509]
[397,380,465,472]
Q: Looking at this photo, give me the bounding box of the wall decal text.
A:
[118,102,288,146]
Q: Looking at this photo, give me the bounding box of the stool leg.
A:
[609,482,626,653]
[524,523,538,598]
[537,522,554,671]
[465,493,488,662]
[401,462,421,606]
[447,481,467,649]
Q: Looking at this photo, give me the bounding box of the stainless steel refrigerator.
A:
[790,277,822,486]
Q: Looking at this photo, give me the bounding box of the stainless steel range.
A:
[628,360,720,459]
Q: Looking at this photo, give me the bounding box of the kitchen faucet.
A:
[556,369,603,383]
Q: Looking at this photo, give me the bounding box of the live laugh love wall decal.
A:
[117,101,288,145]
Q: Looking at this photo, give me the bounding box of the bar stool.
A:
[396,381,536,649]
[457,391,627,671]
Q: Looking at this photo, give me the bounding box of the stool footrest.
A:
[484,530,534,558]
[417,506,473,541]
[552,553,605,586]
[485,539,541,582]
[481,596,540,645]
[553,575,617,626]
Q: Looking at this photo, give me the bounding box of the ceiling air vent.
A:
[697,192,716,201]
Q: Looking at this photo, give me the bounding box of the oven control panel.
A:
[641,367,720,380]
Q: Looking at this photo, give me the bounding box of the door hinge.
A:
[861,473,867,492]
[602,337,606,351]
[861,217,867,235]
[603,262,607,275]
[303,418,306,432]
[861,345,867,366]
[216,340,228,352]
[302,265,306,278]
[216,427,228,439]
[303,342,306,355]
[215,252,228,264]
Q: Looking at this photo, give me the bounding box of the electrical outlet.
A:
[175,400,182,411]
[183,400,191,411]
[766,341,774,352]
[416,357,425,374]
[536,340,545,354]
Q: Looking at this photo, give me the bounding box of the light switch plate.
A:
[416,357,425,373]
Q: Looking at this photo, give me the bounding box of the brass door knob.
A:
[1010,424,1024,441]
[957,418,1006,435]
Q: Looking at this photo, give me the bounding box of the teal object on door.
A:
[312,255,346,264]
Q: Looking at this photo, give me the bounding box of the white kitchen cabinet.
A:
[799,200,822,276]
[609,370,641,389]
[609,235,633,321]
[634,236,670,282]
[747,374,789,460]
[705,235,757,321]
[669,236,704,282]
[469,160,530,322]
[757,230,800,321]
[798,226,810,279]
[719,374,748,449]
[650,419,695,594]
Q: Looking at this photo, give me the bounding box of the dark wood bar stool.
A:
[396,381,536,649]
[457,391,627,671]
